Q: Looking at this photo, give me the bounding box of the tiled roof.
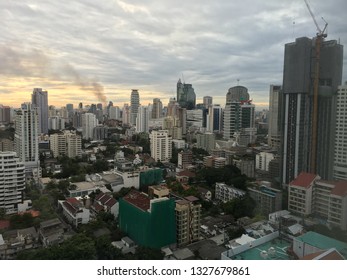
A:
[123,190,150,211]
[331,181,347,197]
[301,249,345,260]
[289,172,318,188]
[92,201,105,212]
[63,201,79,215]
[105,197,117,208]
[176,170,196,178]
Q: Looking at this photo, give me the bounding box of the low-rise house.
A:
[39,218,65,247]
[91,192,119,218]
[58,197,90,227]
[0,227,39,259]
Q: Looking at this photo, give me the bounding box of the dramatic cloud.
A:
[0,0,346,108]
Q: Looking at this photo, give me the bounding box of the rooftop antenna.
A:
[182,73,185,84]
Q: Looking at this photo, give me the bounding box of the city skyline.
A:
[0,0,346,108]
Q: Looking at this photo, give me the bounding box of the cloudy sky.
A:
[0,0,346,109]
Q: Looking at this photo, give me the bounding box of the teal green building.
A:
[119,190,176,249]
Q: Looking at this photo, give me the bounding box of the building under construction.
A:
[282,36,343,184]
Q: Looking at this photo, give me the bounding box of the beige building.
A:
[175,196,201,247]
[288,172,347,230]
[49,130,82,158]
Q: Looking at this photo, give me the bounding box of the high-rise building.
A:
[122,103,130,125]
[186,109,203,129]
[268,85,282,150]
[0,152,25,214]
[82,113,97,140]
[177,79,196,109]
[49,131,82,158]
[31,88,48,134]
[14,103,39,175]
[167,98,179,117]
[136,105,149,133]
[282,37,343,184]
[207,105,223,133]
[149,130,172,162]
[203,96,213,108]
[130,89,140,125]
[223,86,255,145]
[109,106,121,120]
[0,105,11,125]
[196,132,215,152]
[151,98,163,119]
[334,82,347,180]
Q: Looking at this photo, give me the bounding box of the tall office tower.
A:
[203,96,213,108]
[268,85,283,150]
[223,86,255,141]
[31,88,48,134]
[150,130,172,162]
[78,102,83,110]
[82,113,97,140]
[163,116,182,140]
[89,104,97,114]
[122,103,130,125]
[177,107,187,135]
[136,105,149,133]
[0,105,11,125]
[14,103,39,175]
[152,98,163,119]
[207,105,223,133]
[186,109,203,129]
[167,98,179,117]
[66,103,74,123]
[109,106,121,120]
[333,82,347,180]
[0,152,25,214]
[72,111,83,128]
[177,79,196,109]
[282,37,343,184]
[130,89,140,125]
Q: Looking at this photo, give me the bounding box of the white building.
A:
[82,113,97,140]
[14,103,40,176]
[0,152,25,214]
[58,198,90,227]
[215,182,246,203]
[136,105,149,133]
[255,152,275,171]
[109,106,121,120]
[150,130,172,162]
[334,82,347,180]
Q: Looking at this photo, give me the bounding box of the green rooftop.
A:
[295,231,347,258]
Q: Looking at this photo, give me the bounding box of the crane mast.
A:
[303,0,328,174]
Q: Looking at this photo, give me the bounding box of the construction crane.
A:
[304,0,328,174]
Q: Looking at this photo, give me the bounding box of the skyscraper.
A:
[207,105,223,133]
[82,113,97,140]
[282,37,343,184]
[136,105,149,133]
[152,98,163,119]
[130,89,140,125]
[0,152,25,214]
[268,85,282,150]
[122,103,130,125]
[31,88,48,134]
[14,103,39,175]
[333,82,347,180]
[223,86,255,144]
[177,79,196,109]
[203,96,213,108]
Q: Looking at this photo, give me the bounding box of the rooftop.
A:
[295,231,347,258]
[289,172,318,189]
[123,190,150,211]
[331,181,347,197]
